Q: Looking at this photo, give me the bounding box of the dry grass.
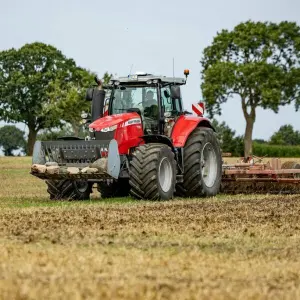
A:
[1,157,300,299]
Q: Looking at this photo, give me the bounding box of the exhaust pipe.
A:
[91,89,105,122]
[86,87,106,122]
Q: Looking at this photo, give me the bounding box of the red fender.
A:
[171,115,214,147]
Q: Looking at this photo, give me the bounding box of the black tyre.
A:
[129,143,176,200]
[176,127,222,197]
[46,180,91,200]
[97,179,130,198]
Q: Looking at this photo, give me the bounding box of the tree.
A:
[0,42,82,155]
[212,119,244,156]
[0,125,26,156]
[47,71,112,136]
[269,124,300,145]
[201,21,300,157]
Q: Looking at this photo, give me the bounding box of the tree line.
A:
[212,121,300,157]
[0,20,300,157]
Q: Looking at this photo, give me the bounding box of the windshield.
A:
[111,86,158,115]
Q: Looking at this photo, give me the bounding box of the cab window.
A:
[161,86,182,115]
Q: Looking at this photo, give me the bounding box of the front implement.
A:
[31,139,121,181]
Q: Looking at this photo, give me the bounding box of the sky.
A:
[0,0,299,140]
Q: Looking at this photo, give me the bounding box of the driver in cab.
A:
[143,90,158,118]
[144,90,157,108]
[143,90,158,134]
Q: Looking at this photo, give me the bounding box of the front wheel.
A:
[176,127,222,197]
[129,144,176,200]
[46,180,91,200]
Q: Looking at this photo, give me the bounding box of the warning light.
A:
[184,69,190,80]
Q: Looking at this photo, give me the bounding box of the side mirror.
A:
[163,90,170,98]
[170,86,181,99]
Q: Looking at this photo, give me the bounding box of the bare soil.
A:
[1,157,300,299]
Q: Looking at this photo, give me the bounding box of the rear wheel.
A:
[176,127,222,197]
[129,143,176,200]
[97,179,130,198]
[46,180,91,200]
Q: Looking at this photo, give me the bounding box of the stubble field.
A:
[1,157,300,300]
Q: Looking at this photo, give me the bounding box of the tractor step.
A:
[176,175,183,183]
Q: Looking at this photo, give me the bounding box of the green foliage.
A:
[253,139,267,144]
[253,142,300,157]
[269,124,300,145]
[212,119,244,156]
[0,125,26,156]
[47,71,112,136]
[0,43,110,154]
[0,42,80,154]
[102,72,112,85]
[201,21,300,156]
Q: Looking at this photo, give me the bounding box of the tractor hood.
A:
[89,112,141,131]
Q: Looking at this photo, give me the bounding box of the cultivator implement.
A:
[31,139,121,181]
[221,159,300,194]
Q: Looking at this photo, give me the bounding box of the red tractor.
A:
[31,71,222,200]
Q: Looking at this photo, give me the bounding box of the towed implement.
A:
[222,157,300,194]
[31,71,223,200]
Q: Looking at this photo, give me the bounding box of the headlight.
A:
[100,125,117,132]
[146,80,152,84]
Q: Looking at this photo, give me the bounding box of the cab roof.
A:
[109,73,186,86]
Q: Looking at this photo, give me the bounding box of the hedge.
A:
[253,142,300,158]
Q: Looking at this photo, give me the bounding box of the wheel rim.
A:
[74,180,89,193]
[201,142,218,188]
[158,157,173,193]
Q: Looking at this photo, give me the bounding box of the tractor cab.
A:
[106,73,186,136]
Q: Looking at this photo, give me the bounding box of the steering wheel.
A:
[144,104,158,117]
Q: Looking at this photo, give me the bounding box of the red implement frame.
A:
[222,158,300,184]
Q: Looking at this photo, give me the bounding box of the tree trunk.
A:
[4,149,13,156]
[27,127,38,156]
[241,97,256,159]
[244,117,255,158]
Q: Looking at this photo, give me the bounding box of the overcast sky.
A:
[0,0,299,139]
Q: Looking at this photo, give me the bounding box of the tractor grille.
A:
[40,140,110,167]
